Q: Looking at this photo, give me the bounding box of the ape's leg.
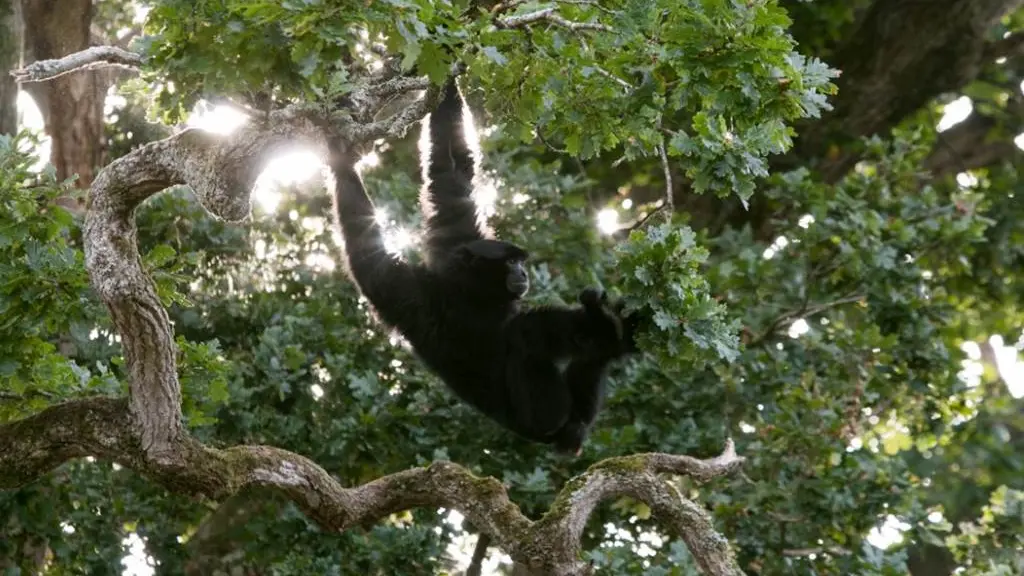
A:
[550,357,611,454]
[505,359,573,442]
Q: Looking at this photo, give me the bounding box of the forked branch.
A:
[0,396,744,574]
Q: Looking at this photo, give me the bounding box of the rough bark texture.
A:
[82,114,325,459]
[22,0,107,196]
[788,0,1024,182]
[0,0,21,135]
[677,0,1024,242]
[0,397,745,576]
[2,51,747,574]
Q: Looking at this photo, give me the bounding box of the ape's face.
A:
[505,258,529,298]
[454,240,530,301]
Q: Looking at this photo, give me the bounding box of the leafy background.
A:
[1,0,1023,575]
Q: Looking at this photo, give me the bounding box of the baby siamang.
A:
[327,78,639,454]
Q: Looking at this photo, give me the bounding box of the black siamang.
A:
[326,78,639,454]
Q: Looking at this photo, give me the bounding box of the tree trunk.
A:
[183,490,277,576]
[0,490,50,574]
[22,0,106,203]
[0,0,22,135]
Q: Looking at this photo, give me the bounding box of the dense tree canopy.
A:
[1,0,1022,575]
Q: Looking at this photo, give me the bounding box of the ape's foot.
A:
[552,421,588,456]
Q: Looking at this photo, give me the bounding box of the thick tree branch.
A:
[784,0,1023,182]
[520,441,744,575]
[82,106,327,460]
[927,111,1024,175]
[10,45,143,82]
[0,397,529,550]
[0,397,744,574]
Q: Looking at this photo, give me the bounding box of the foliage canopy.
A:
[1,0,1023,575]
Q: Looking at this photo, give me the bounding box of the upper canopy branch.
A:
[495,5,612,32]
[10,45,144,82]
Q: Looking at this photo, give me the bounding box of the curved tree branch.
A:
[1,45,745,576]
[0,396,744,574]
[0,397,531,550]
[522,441,744,575]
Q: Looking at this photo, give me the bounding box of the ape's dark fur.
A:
[328,79,638,453]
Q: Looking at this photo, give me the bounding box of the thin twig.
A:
[497,7,612,31]
[752,293,865,345]
[593,66,633,90]
[658,142,673,216]
[556,0,617,15]
[535,124,568,153]
[782,546,851,557]
[490,0,529,15]
[0,390,55,402]
[624,204,667,234]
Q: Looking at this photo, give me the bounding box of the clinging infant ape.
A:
[326,78,640,455]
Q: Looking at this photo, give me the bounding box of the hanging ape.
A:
[326,78,640,454]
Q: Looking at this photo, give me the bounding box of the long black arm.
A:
[327,138,423,330]
[420,78,492,266]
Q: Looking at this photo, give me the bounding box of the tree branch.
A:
[782,0,1023,182]
[522,441,744,575]
[752,294,866,345]
[782,546,851,557]
[0,397,530,550]
[10,45,143,82]
[466,533,491,576]
[496,7,612,32]
[82,104,329,460]
[927,109,1024,175]
[0,397,744,574]
[658,142,673,214]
